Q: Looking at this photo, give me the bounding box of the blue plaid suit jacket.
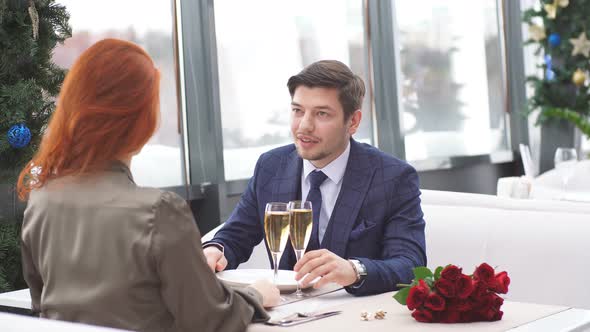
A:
[210,139,426,295]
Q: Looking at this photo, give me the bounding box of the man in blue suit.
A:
[204,60,426,296]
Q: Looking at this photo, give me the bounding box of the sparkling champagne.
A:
[289,208,313,250]
[264,211,290,253]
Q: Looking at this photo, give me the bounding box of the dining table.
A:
[2,285,590,331]
[248,284,590,332]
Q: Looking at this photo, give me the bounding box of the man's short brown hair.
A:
[287,60,365,120]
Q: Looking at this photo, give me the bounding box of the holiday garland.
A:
[523,0,590,137]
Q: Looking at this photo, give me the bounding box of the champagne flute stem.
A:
[295,249,304,297]
[272,252,279,284]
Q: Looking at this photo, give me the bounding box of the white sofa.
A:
[422,190,590,309]
[205,189,590,309]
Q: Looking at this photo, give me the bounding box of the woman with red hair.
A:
[17,38,278,331]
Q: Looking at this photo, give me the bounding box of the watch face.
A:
[352,260,367,276]
[359,264,367,275]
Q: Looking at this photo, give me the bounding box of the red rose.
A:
[435,278,456,298]
[399,263,508,324]
[473,293,495,312]
[490,271,510,294]
[424,292,446,311]
[441,265,462,281]
[448,298,472,312]
[456,274,474,299]
[492,310,504,321]
[407,279,429,310]
[491,293,504,310]
[461,310,485,323]
[468,307,500,322]
[474,263,495,285]
[481,306,497,320]
[412,309,434,323]
[471,280,488,298]
[439,309,461,323]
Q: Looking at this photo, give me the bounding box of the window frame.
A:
[176,0,528,194]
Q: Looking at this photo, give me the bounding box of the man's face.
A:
[290,86,361,168]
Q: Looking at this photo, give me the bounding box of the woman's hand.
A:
[250,279,281,308]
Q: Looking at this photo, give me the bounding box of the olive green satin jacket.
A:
[21,162,268,332]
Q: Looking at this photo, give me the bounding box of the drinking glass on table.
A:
[554,147,578,197]
[287,200,313,297]
[264,202,291,283]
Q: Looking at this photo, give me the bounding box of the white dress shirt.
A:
[301,142,351,243]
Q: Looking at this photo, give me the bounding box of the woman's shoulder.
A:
[150,190,198,238]
[155,190,189,210]
[28,177,190,221]
[28,178,170,213]
[122,187,190,217]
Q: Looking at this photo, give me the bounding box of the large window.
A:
[214,0,372,181]
[395,0,510,161]
[53,0,183,187]
[520,0,542,164]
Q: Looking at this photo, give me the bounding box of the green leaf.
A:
[424,276,435,288]
[413,266,433,281]
[393,286,411,305]
[434,266,443,280]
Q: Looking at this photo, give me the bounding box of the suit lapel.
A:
[271,149,302,203]
[323,140,376,257]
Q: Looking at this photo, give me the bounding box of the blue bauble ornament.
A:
[544,55,555,81]
[545,69,556,81]
[544,54,553,67]
[548,33,561,47]
[7,123,32,148]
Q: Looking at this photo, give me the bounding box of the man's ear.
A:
[348,110,362,135]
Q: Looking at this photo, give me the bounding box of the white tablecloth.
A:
[249,290,582,332]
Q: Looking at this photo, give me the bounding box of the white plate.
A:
[216,269,314,292]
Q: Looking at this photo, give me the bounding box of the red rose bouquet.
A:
[393,263,510,323]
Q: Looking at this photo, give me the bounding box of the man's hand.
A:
[293,249,358,289]
[203,246,228,272]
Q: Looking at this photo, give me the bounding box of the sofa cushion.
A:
[424,204,590,309]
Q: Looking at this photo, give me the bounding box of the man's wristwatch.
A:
[348,259,367,284]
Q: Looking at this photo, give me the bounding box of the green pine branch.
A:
[0,221,25,292]
[522,0,590,136]
[0,0,71,170]
[540,107,590,137]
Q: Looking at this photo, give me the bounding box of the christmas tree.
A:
[523,0,590,136]
[0,0,70,292]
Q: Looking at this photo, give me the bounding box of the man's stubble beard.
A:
[295,145,329,162]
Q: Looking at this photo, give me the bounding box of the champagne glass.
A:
[264,202,290,284]
[554,147,578,197]
[288,200,313,297]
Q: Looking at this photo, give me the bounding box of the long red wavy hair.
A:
[17,38,160,200]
